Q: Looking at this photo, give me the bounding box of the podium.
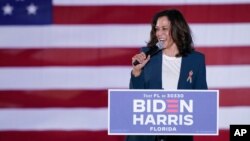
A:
[108,89,219,135]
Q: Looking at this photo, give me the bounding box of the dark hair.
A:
[147,9,194,57]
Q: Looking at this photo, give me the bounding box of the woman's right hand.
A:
[132,52,150,77]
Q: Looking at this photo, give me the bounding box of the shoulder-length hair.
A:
[147,9,194,57]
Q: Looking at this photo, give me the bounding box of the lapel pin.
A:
[187,70,193,83]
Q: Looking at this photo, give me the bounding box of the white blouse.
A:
[162,54,182,90]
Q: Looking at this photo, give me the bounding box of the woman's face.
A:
[155,16,174,48]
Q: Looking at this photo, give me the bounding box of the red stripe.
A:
[0,47,249,66]
[0,130,229,141]
[54,5,250,24]
[166,109,179,113]
[167,104,178,108]
[196,47,250,65]
[0,48,138,66]
[0,131,124,141]
[194,130,229,141]
[166,99,178,103]
[0,90,108,108]
[0,88,249,108]
[219,88,250,106]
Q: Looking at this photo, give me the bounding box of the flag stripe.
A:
[54,4,250,24]
[0,130,230,141]
[0,47,249,66]
[0,108,107,131]
[0,131,124,141]
[1,24,250,48]
[0,48,138,66]
[0,107,249,130]
[197,47,250,65]
[1,88,249,108]
[53,0,250,5]
[0,90,108,108]
[207,65,250,88]
[194,130,229,141]
[219,107,250,129]
[219,88,250,106]
[0,66,249,90]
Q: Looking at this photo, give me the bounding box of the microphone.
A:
[133,41,164,66]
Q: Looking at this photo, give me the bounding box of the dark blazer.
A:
[126,47,208,141]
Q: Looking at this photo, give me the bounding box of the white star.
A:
[2,3,14,15]
[26,3,38,15]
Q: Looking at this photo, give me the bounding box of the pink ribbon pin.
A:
[187,70,193,83]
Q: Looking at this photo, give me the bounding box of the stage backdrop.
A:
[0,0,250,141]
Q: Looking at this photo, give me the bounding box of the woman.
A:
[127,9,207,141]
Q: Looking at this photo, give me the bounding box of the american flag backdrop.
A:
[0,0,250,141]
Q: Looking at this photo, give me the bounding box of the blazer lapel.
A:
[145,50,163,89]
[178,56,186,89]
[154,51,163,89]
[178,55,193,89]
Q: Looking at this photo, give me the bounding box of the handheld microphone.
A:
[133,41,164,66]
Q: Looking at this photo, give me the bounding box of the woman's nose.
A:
[157,29,163,36]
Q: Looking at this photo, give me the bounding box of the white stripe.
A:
[0,65,249,90]
[207,65,250,88]
[219,107,250,129]
[0,108,107,131]
[0,24,250,48]
[53,0,250,6]
[0,66,131,90]
[192,23,250,47]
[0,107,249,130]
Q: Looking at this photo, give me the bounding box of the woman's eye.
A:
[163,28,168,31]
[155,27,168,32]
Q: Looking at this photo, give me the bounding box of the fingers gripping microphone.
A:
[133,41,164,66]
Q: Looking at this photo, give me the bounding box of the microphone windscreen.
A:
[156,41,164,49]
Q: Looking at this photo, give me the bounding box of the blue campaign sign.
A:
[108,89,219,135]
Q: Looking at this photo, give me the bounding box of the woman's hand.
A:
[132,52,150,77]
